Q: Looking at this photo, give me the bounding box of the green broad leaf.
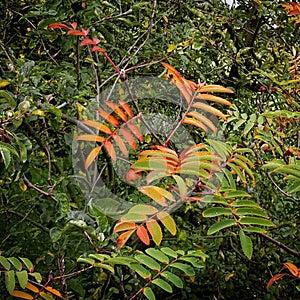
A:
[145,248,170,264]
[239,230,253,259]
[207,219,237,235]
[93,263,114,273]
[128,204,158,215]
[0,141,19,157]
[8,257,22,271]
[233,119,246,130]
[222,168,236,190]
[106,257,137,266]
[230,200,260,207]
[122,213,148,222]
[186,250,208,259]
[152,278,173,293]
[243,121,254,136]
[135,254,161,271]
[179,257,204,268]
[5,270,15,293]
[227,162,246,184]
[160,247,178,259]
[0,256,11,270]
[161,271,183,288]
[239,217,275,227]
[0,147,11,168]
[235,208,267,218]
[19,258,33,273]
[130,263,151,279]
[77,258,95,265]
[243,227,267,233]
[201,195,228,205]
[207,139,228,160]
[16,270,28,289]
[224,191,251,199]
[172,175,187,197]
[143,286,156,300]
[170,262,195,276]
[88,253,110,262]
[29,272,42,282]
[0,90,16,109]
[157,211,176,235]
[202,207,232,217]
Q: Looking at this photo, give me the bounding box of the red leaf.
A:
[71,22,77,29]
[283,262,300,277]
[68,29,86,36]
[126,122,144,142]
[119,100,133,118]
[48,23,69,29]
[82,28,89,36]
[96,108,120,127]
[137,225,150,245]
[112,134,128,156]
[266,273,287,290]
[92,46,106,53]
[116,229,136,249]
[104,140,117,161]
[119,128,137,150]
[114,221,137,233]
[85,146,102,169]
[126,169,140,184]
[80,38,95,46]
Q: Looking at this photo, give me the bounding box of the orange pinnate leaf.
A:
[192,101,227,120]
[106,101,128,122]
[183,117,208,132]
[283,262,300,277]
[116,229,136,249]
[119,100,133,118]
[198,93,232,106]
[44,286,63,298]
[25,282,39,293]
[104,140,117,161]
[10,291,34,299]
[146,220,162,245]
[266,273,287,290]
[68,29,87,36]
[137,225,150,245]
[48,23,69,29]
[76,134,105,143]
[82,120,113,134]
[198,85,234,94]
[139,186,175,206]
[157,211,177,235]
[114,221,137,233]
[126,122,144,142]
[85,146,102,169]
[96,108,120,127]
[119,128,137,150]
[112,134,128,156]
[186,111,217,133]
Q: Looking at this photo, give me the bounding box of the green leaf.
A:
[172,175,187,197]
[235,208,267,218]
[152,278,173,293]
[0,256,11,270]
[8,257,22,271]
[88,253,110,262]
[135,254,161,271]
[122,213,148,222]
[207,219,236,235]
[202,207,232,217]
[243,227,267,233]
[19,258,33,273]
[77,257,95,265]
[145,248,170,264]
[106,257,137,266]
[161,271,184,288]
[5,270,15,293]
[239,230,253,259]
[170,262,195,276]
[239,217,275,227]
[130,263,151,279]
[0,90,16,109]
[0,147,11,168]
[0,141,19,157]
[157,211,177,235]
[93,263,114,273]
[128,204,158,215]
[143,287,156,300]
[179,257,204,268]
[230,200,260,207]
[29,272,42,282]
[16,270,28,289]
[160,247,178,258]
[224,191,251,199]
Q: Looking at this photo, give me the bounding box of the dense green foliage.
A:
[0,0,300,299]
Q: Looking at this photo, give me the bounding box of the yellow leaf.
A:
[225,272,235,281]
[167,44,177,52]
[10,290,33,299]
[19,179,27,192]
[0,79,10,88]
[31,109,45,117]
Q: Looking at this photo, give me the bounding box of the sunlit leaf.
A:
[152,278,173,293]
[116,229,136,250]
[207,219,236,235]
[112,134,128,156]
[157,211,177,235]
[145,248,170,264]
[96,108,120,127]
[0,256,11,270]
[25,282,39,293]
[126,122,144,142]
[198,85,234,94]
[239,230,253,259]
[197,93,232,106]
[119,100,134,118]
[192,101,227,120]
[104,140,117,161]
[161,271,184,288]
[128,204,158,215]
[119,128,137,150]
[183,117,207,131]
[85,146,102,169]
[160,247,178,258]
[9,291,33,299]
[143,287,155,300]
[172,175,187,197]
[16,270,28,289]
[202,207,232,217]
[146,220,162,245]
[239,217,275,227]
[5,270,15,292]
[82,120,113,134]
[130,263,151,279]
[76,134,105,142]
[105,101,128,122]
[135,254,161,270]
[137,226,150,245]
[170,262,195,276]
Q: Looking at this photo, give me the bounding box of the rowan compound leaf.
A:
[152,278,173,293]
[207,219,237,235]
[137,226,150,245]
[170,262,195,276]
[266,273,286,290]
[146,220,163,245]
[126,122,144,142]
[143,287,156,300]
[135,254,161,271]
[239,230,253,259]
[160,247,178,259]
[85,146,102,169]
[161,271,184,288]
[157,211,177,235]
[96,108,120,127]
[76,134,105,143]
[19,258,33,273]
[9,291,33,299]
[192,101,227,120]
[0,256,11,270]
[172,175,187,197]
[112,134,128,156]
[119,128,137,150]
[119,100,134,118]
[116,229,136,250]
[198,93,232,106]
